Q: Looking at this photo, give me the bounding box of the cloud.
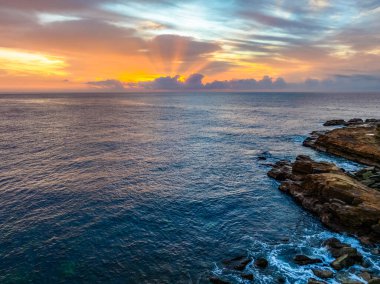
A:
[123,73,380,91]
[136,73,205,90]
[87,79,125,91]
[241,10,323,32]
[131,74,289,90]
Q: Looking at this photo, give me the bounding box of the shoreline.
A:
[270,118,380,243]
[211,118,380,284]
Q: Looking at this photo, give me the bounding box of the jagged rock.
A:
[267,160,292,181]
[293,254,322,265]
[312,269,334,279]
[209,276,230,284]
[254,258,268,268]
[323,119,346,126]
[268,156,380,243]
[241,273,254,280]
[277,276,286,283]
[307,278,326,284]
[222,256,250,271]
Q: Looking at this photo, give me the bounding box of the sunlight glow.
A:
[0,48,68,76]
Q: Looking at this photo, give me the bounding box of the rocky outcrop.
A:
[323,118,380,127]
[268,155,380,243]
[304,123,380,167]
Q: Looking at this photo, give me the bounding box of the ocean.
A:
[0,92,379,283]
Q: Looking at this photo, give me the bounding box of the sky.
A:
[0,0,380,91]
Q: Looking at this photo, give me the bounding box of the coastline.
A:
[211,118,380,284]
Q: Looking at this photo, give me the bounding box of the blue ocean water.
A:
[0,92,379,284]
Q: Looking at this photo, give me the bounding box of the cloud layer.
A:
[88,73,380,91]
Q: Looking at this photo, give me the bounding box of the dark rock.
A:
[369,278,380,284]
[345,118,364,126]
[254,258,268,268]
[330,252,363,270]
[241,273,254,281]
[222,256,250,271]
[324,238,362,259]
[358,271,372,281]
[323,238,346,249]
[277,276,286,283]
[209,276,230,284]
[312,269,334,279]
[293,254,322,265]
[267,160,292,181]
[361,259,372,268]
[292,155,341,175]
[371,248,379,255]
[323,119,346,126]
[307,278,326,284]
[257,151,271,161]
[366,119,380,123]
[333,247,360,258]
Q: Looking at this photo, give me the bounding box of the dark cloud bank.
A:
[87,73,380,92]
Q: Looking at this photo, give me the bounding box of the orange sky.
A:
[0,1,379,91]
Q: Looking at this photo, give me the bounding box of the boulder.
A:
[369,279,380,284]
[254,258,268,268]
[358,271,372,281]
[293,254,322,265]
[323,119,346,126]
[267,160,292,181]
[222,256,250,271]
[323,239,362,259]
[241,273,254,281]
[365,119,380,123]
[345,118,364,126]
[257,151,271,161]
[312,269,334,279]
[330,252,363,270]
